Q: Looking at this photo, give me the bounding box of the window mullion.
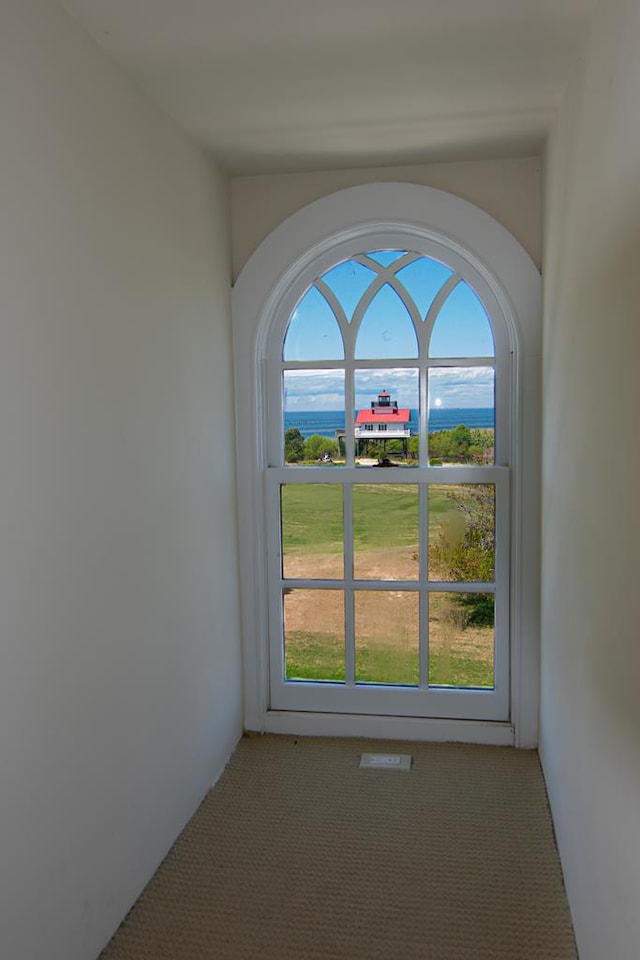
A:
[420,365,429,467]
[419,482,429,688]
[343,482,355,685]
[344,365,355,467]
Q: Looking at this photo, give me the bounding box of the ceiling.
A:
[58,0,595,175]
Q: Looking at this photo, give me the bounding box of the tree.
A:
[428,430,450,460]
[445,485,495,582]
[430,485,495,626]
[427,426,494,464]
[450,424,472,461]
[284,427,305,462]
[469,428,495,464]
[303,434,338,461]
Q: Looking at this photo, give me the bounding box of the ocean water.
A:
[285,408,493,440]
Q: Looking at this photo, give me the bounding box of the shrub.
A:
[284,427,305,462]
[303,434,338,461]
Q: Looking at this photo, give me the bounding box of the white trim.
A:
[232,183,541,747]
[263,711,515,746]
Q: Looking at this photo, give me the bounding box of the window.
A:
[267,249,508,721]
[233,183,541,745]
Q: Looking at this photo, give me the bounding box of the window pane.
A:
[353,485,418,580]
[364,250,407,267]
[283,286,344,361]
[283,370,344,465]
[355,591,419,685]
[354,369,418,466]
[427,367,494,464]
[355,284,418,359]
[429,280,494,358]
[319,260,377,322]
[429,592,494,688]
[395,257,454,321]
[284,589,345,681]
[281,485,343,580]
[428,485,495,582]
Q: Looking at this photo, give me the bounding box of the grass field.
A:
[284,630,493,687]
[280,483,494,688]
[281,482,457,554]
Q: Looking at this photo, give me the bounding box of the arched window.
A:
[234,185,541,746]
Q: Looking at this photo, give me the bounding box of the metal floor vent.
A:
[359,753,412,772]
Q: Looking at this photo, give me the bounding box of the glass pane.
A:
[284,589,345,681]
[428,485,495,582]
[355,284,418,359]
[429,280,494,358]
[283,370,344,465]
[364,250,407,268]
[395,257,454,321]
[355,591,419,684]
[428,592,494,688]
[319,260,377,322]
[353,485,418,580]
[427,367,494,464]
[281,485,343,580]
[354,369,418,466]
[283,286,344,361]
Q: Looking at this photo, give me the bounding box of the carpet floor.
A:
[100,735,576,960]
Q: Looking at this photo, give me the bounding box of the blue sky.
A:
[284,253,494,361]
[282,253,495,409]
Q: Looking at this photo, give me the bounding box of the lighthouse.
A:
[354,389,411,458]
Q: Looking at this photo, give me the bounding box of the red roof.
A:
[355,408,411,424]
[378,391,390,397]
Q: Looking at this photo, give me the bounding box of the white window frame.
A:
[267,467,510,720]
[232,183,541,748]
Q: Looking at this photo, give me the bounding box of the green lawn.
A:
[284,631,493,688]
[281,482,457,554]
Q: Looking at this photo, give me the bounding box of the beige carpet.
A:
[100,735,576,960]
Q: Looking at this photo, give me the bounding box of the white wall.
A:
[541,2,640,958]
[0,2,242,959]
[231,156,541,279]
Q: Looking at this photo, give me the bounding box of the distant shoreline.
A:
[285,408,494,440]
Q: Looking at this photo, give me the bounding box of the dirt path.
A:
[283,547,493,661]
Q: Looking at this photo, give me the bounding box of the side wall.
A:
[231,156,541,279]
[0,2,242,958]
[541,2,640,958]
